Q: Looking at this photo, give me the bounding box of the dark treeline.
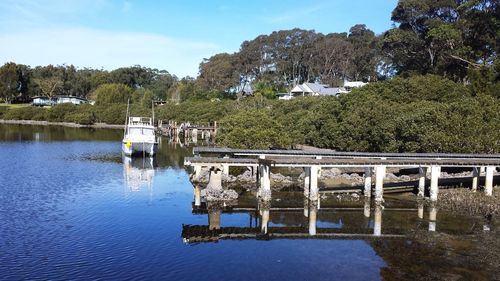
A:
[0,64,177,104]
[1,0,498,103]
[0,0,498,153]
[198,0,499,95]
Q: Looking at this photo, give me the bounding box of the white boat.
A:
[122,116,159,156]
[122,100,159,156]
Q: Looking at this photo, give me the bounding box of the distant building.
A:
[343,81,368,91]
[32,96,89,106]
[290,83,347,97]
[277,93,293,100]
[32,96,56,107]
[56,96,88,105]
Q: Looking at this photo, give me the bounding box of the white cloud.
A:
[0,27,219,77]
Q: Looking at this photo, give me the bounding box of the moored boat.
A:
[122,102,159,156]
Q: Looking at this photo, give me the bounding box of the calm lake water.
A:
[0,124,497,280]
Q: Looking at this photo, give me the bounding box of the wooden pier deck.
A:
[185,147,499,203]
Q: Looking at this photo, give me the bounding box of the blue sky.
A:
[0,0,397,77]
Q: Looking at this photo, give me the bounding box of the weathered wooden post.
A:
[222,155,230,176]
[308,202,318,236]
[417,200,424,219]
[418,167,427,197]
[191,128,198,143]
[193,165,202,181]
[207,165,223,191]
[208,209,221,230]
[316,156,322,178]
[430,165,440,201]
[374,203,382,236]
[471,167,479,192]
[309,165,319,201]
[260,202,270,234]
[364,167,372,197]
[485,166,495,196]
[375,165,386,203]
[194,185,201,206]
[258,155,271,201]
[303,167,311,198]
[363,197,371,218]
[429,203,437,232]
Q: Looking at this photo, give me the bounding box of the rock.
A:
[320,168,342,179]
[201,188,238,201]
[271,173,293,184]
[236,170,255,182]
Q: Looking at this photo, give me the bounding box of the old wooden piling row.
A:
[157,120,217,143]
[185,147,500,203]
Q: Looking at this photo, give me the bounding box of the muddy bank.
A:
[435,188,500,218]
[0,119,124,129]
[375,229,500,281]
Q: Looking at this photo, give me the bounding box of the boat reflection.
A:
[182,191,484,243]
[123,156,156,192]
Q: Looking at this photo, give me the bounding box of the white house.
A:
[32,96,89,106]
[344,81,368,91]
[56,96,89,105]
[32,96,56,106]
[290,83,347,97]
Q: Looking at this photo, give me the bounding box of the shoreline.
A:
[0,119,124,130]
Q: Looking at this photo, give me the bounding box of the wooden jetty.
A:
[158,120,217,143]
[184,147,500,202]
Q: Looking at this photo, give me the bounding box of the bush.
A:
[94,104,128,124]
[65,111,95,125]
[45,103,76,122]
[218,109,293,149]
[0,106,8,118]
[2,106,45,120]
[93,83,133,105]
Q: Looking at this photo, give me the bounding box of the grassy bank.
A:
[0,103,30,109]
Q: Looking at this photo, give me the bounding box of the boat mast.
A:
[151,101,155,127]
[124,99,130,135]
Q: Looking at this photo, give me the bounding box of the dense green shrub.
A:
[93,83,133,105]
[218,109,293,149]
[0,106,8,118]
[2,106,45,120]
[45,103,76,122]
[94,104,128,124]
[1,75,498,153]
[65,111,95,125]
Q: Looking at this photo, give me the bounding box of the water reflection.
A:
[183,192,486,243]
[123,156,155,192]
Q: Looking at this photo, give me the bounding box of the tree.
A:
[382,0,499,81]
[197,53,239,92]
[92,83,134,105]
[0,62,30,103]
[347,24,378,81]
